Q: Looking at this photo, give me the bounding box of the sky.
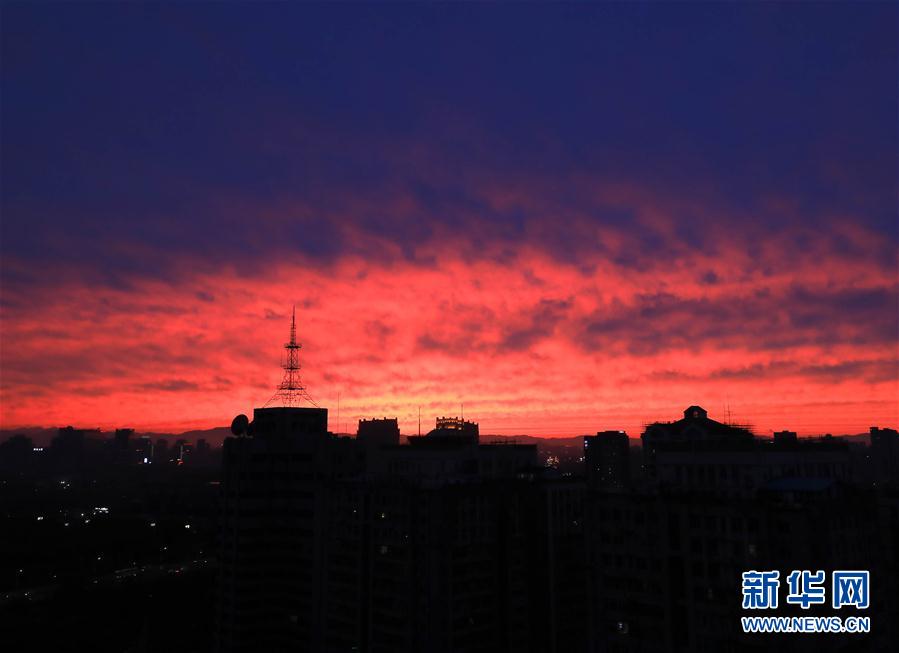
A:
[1,3,896,437]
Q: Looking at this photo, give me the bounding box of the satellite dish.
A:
[231,414,249,436]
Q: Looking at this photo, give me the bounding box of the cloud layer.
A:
[1,4,896,435]
[1,176,895,435]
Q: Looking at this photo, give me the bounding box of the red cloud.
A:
[1,238,896,436]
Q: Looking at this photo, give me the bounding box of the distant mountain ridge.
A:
[0,427,874,448]
[0,426,233,448]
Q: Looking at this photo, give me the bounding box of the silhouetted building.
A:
[217,406,361,653]
[215,378,897,653]
[586,406,892,652]
[642,406,754,481]
[216,403,590,653]
[193,438,213,465]
[154,437,170,464]
[322,478,536,652]
[366,433,535,481]
[871,426,899,484]
[110,427,132,465]
[417,416,480,445]
[642,407,852,498]
[318,428,587,653]
[114,427,132,448]
[584,430,630,490]
[0,434,34,472]
[773,429,797,444]
[174,439,194,464]
[135,435,154,464]
[50,426,101,470]
[357,417,400,447]
[585,482,887,652]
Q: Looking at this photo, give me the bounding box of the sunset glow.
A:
[1,4,896,437]
[2,182,894,436]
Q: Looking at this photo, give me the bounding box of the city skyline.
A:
[1,4,897,436]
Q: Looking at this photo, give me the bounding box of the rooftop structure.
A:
[265,306,318,408]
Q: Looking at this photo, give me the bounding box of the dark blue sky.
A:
[2,2,896,278]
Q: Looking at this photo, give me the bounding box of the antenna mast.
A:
[265,306,319,408]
